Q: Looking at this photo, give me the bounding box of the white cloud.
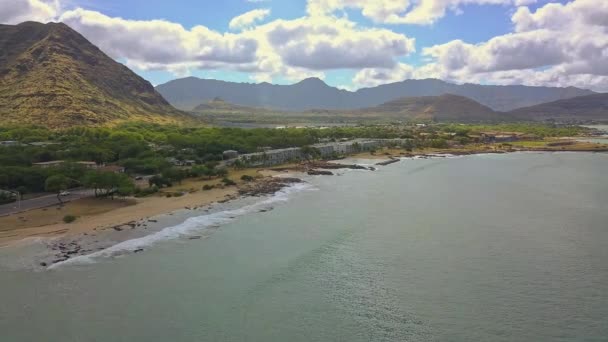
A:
[50,5,414,84]
[353,63,415,87]
[307,0,524,25]
[0,0,59,24]
[59,8,259,67]
[410,0,608,91]
[3,0,606,91]
[264,16,415,70]
[229,8,271,31]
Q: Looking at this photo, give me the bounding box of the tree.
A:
[301,146,321,160]
[162,167,187,185]
[149,175,172,188]
[83,171,135,199]
[45,175,70,203]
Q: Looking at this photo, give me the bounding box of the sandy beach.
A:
[1,139,606,259]
[0,186,238,247]
[0,139,607,267]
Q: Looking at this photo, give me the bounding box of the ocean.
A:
[1,152,607,341]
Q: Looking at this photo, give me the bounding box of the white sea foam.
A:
[49,182,315,268]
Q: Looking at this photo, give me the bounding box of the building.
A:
[480,132,520,143]
[223,150,239,160]
[0,141,20,146]
[34,161,99,169]
[166,157,196,167]
[28,142,59,147]
[32,160,66,168]
[99,165,126,173]
[240,148,303,166]
[76,161,98,169]
[237,139,386,166]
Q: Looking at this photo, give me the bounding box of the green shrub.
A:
[240,175,254,182]
[222,177,236,186]
[63,215,77,223]
[202,184,214,191]
[134,186,159,198]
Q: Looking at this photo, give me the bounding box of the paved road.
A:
[0,189,95,217]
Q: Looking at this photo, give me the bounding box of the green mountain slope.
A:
[0,21,192,128]
[355,94,510,122]
[509,93,608,122]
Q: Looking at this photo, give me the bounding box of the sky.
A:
[1,0,607,91]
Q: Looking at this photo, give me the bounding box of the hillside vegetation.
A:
[0,22,192,128]
[157,76,593,112]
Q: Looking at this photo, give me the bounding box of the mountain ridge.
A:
[156,76,594,112]
[0,21,190,128]
[509,93,608,122]
[356,94,507,122]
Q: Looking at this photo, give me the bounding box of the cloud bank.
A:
[1,0,607,91]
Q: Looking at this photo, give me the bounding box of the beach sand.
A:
[0,186,238,247]
[2,141,605,248]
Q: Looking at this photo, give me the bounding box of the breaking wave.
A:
[50,182,315,268]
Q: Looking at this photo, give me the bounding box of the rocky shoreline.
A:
[28,148,599,269]
[36,176,318,268]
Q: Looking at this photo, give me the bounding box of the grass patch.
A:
[62,215,77,223]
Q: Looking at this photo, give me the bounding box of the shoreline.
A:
[0,173,312,268]
[1,146,607,269]
[3,145,607,247]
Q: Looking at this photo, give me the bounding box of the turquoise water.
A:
[577,138,608,144]
[580,125,608,144]
[1,152,607,341]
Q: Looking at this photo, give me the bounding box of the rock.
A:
[133,248,144,253]
[188,236,202,240]
[375,159,400,166]
[308,161,369,170]
[148,219,158,223]
[113,226,123,231]
[307,170,334,176]
[39,262,47,267]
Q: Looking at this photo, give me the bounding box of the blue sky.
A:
[4,0,606,91]
[75,0,529,86]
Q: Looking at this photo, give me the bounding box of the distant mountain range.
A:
[356,94,505,122]
[0,22,190,128]
[0,21,605,127]
[194,94,507,123]
[510,93,608,122]
[193,93,608,124]
[156,76,594,112]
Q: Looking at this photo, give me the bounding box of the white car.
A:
[59,191,71,196]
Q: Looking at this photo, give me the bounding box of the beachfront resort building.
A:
[32,160,99,169]
[236,139,402,167]
[223,150,239,160]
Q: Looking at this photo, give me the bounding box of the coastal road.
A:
[0,189,95,217]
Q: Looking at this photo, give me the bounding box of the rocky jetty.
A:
[375,158,400,166]
[308,161,372,170]
[238,177,302,197]
[308,170,334,176]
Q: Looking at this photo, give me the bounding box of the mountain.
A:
[157,77,351,112]
[509,93,608,122]
[193,97,257,112]
[0,21,190,128]
[156,76,594,112]
[355,94,507,122]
